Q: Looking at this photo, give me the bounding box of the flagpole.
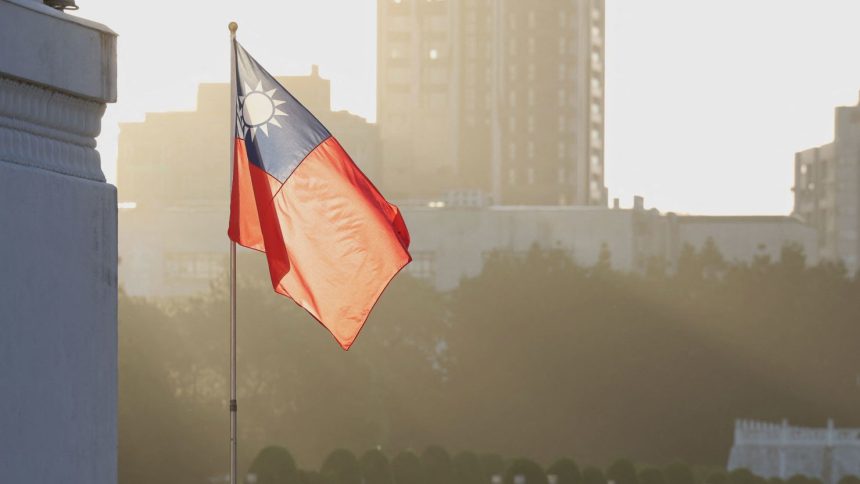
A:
[228,20,239,484]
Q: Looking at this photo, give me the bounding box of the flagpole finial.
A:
[228,22,238,34]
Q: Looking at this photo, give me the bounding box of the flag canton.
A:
[234,42,331,184]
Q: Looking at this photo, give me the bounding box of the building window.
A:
[429,48,439,60]
[528,63,536,81]
[508,142,516,159]
[528,89,535,107]
[408,251,436,281]
[558,167,566,184]
[558,89,566,107]
[509,65,517,81]
[559,37,566,55]
[508,168,516,184]
[558,63,566,81]
[508,115,516,132]
[165,252,223,281]
[527,115,535,133]
[509,38,517,55]
[591,77,602,96]
[527,168,535,184]
[591,51,602,70]
[558,142,566,159]
[559,11,566,28]
[590,180,602,200]
[528,37,535,55]
[527,141,535,159]
[528,11,535,29]
[509,90,517,107]
[591,129,602,147]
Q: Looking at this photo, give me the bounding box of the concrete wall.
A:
[0,1,117,482]
[676,216,819,266]
[403,206,640,290]
[119,203,821,297]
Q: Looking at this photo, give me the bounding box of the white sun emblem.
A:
[239,79,289,139]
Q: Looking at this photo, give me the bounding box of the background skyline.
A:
[77,0,860,215]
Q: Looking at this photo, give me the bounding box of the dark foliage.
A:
[361,449,394,484]
[248,446,299,484]
[321,449,361,484]
[505,458,549,484]
[118,244,860,482]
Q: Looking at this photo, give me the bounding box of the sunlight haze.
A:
[77,0,860,215]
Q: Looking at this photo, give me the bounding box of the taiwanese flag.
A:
[227,41,411,350]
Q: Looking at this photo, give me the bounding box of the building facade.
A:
[119,66,380,212]
[794,94,860,274]
[728,419,860,484]
[377,0,606,206]
[402,206,817,291]
[674,215,818,268]
[120,190,817,297]
[118,68,380,297]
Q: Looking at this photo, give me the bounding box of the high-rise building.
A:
[377,0,606,206]
[794,93,860,274]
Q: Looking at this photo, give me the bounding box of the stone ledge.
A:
[0,0,116,103]
[0,76,105,181]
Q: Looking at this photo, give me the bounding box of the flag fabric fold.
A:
[228,41,411,350]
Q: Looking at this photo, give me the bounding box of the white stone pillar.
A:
[0,1,117,483]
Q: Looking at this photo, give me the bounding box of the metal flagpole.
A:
[228,20,239,484]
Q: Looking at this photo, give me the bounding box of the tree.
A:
[787,476,821,484]
[663,463,694,484]
[582,467,606,484]
[300,471,329,484]
[639,469,665,484]
[392,451,425,484]
[547,459,582,484]
[453,452,483,484]
[321,449,361,484]
[727,469,756,484]
[607,459,639,484]
[247,446,299,484]
[479,454,507,484]
[505,458,548,484]
[422,446,454,484]
[361,449,393,484]
[705,472,726,484]
[594,242,613,274]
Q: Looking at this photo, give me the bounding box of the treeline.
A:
[243,444,844,484]
[118,242,860,484]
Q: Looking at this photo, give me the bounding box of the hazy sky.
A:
[76,1,860,215]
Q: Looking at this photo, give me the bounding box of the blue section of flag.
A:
[234,41,330,184]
